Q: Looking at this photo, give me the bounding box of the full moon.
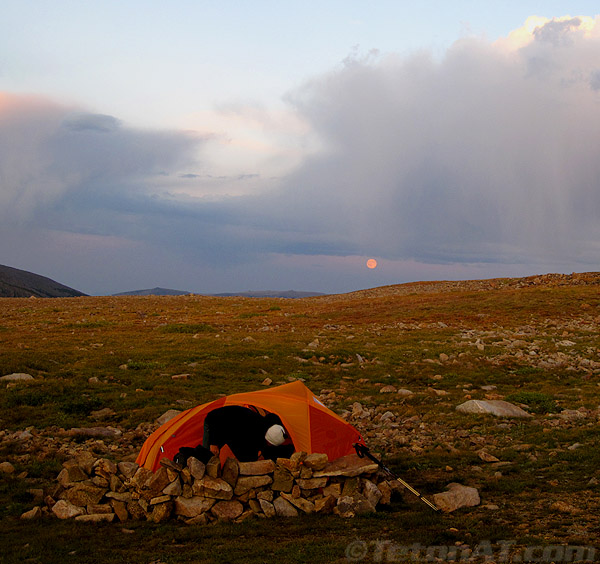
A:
[366,259,378,269]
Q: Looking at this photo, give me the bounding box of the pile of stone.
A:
[33,451,398,524]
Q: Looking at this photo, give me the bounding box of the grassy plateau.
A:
[0,273,599,563]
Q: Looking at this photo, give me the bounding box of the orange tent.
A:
[137,381,364,471]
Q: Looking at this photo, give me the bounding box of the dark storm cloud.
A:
[2,16,600,282]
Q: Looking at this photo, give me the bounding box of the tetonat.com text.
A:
[345,539,597,562]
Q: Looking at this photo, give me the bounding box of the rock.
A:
[0,461,16,474]
[559,409,587,421]
[303,453,329,471]
[456,400,531,418]
[130,467,153,489]
[211,500,244,521]
[150,501,173,523]
[205,457,221,478]
[193,476,233,500]
[336,494,375,517]
[110,499,129,522]
[94,458,118,478]
[21,506,42,520]
[156,409,181,426]
[67,426,123,438]
[477,450,500,463]
[64,483,106,507]
[433,483,480,513]
[297,477,328,489]
[238,460,275,476]
[273,496,299,517]
[261,377,273,386]
[0,373,34,381]
[221,458,239,487]
[117,461,139,479]
[397,389,414,397]
[76,451,97,475]
[148,467,171,494]
[313,454,379,478]
[57,465,87,486]
[75,513,116,523]
[259,499,276,517]
[90,407,116,420]
[126,501,147,520]
[280,492,315,514]
[271,466,294,492]
[234,475,272,496]
[550,501,582,515]
[363,480,382,508]
[315,495,336,514]
[187,457,206,480]
[52,499,85,519]
[174,496,215,518]
[105,491,132,503]
[163,479,182,496]
[380,385,397,393]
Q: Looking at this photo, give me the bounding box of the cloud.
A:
[3,15,600,294]
[0,93,202,222]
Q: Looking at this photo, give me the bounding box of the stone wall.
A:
[40,451,398,524]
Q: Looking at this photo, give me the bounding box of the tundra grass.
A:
[1,283,599,561]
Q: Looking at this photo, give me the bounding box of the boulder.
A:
[0,373,34,381]
[433,483,480,513]
[456,400,531,418]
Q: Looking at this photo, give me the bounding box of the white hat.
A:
[265,424,286,446]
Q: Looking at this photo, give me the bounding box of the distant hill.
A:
[112,287,191,296]
[212,290,325,298]
[0,265,86,298]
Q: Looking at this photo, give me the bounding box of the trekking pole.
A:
[354,443,439,512]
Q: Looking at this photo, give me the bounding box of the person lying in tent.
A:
[202,405,294,462]
[173,405,294,466]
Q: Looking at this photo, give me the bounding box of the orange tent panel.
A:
[137,381,364,471]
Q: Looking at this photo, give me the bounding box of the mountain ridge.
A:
[0,264,86,298]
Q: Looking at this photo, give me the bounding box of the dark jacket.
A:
[202,406,292,462]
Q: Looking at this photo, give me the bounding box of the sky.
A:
[2,1,600,295]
